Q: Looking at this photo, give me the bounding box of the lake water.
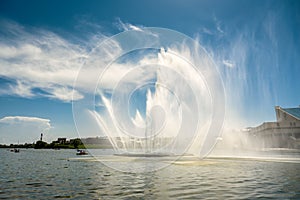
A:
[1,148,300,199]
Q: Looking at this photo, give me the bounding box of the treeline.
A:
[0,138,84,149]
[1,137,114,149]
[34,138,84,149]
[0,143,35,148]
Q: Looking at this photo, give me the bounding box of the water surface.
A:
[1,149,300,199]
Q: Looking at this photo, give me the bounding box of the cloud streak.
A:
[222,60,235,68]
[0,116,51,126]
[115,18,143,32]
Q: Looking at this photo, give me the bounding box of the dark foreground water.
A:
[1,149,300,199]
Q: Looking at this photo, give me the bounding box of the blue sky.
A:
[0,0,299,144]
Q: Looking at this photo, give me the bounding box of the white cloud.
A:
[114,18,159,38]
[213,15,224,34]
[115,18,143,32]
[0,20,162,102]
[222,60,235,68]
[0,116,52,144]
[201,27,214,35]
[46,86,84,102]
[9,80,34,97]
[0,21,89,102]
[0,116,51,127]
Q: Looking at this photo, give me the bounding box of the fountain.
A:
[72,28,225,172]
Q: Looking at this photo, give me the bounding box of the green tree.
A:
[34,140,48,149]
[71,138,82,149]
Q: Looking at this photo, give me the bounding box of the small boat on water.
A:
[76,149,88,155]
[10,148,20,153]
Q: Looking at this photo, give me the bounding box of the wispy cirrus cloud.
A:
[0,20,156,102]
[0,20,89,102]
[222,60,235,68]
[213,15,224,35]
[115,18,143,32]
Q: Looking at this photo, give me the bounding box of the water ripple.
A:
[1,149,300,199]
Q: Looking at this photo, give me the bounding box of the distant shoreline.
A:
[0,142,113,149]
[0,137,113,149]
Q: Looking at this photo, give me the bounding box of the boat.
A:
[76,149,88,155]
[10,148,20,153]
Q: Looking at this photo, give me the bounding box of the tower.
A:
[40,133,43,141]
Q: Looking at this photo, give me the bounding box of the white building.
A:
[247,106,300,149]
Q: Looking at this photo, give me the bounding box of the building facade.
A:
[247,106,300,149]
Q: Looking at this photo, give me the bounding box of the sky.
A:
[0,0,299,144]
